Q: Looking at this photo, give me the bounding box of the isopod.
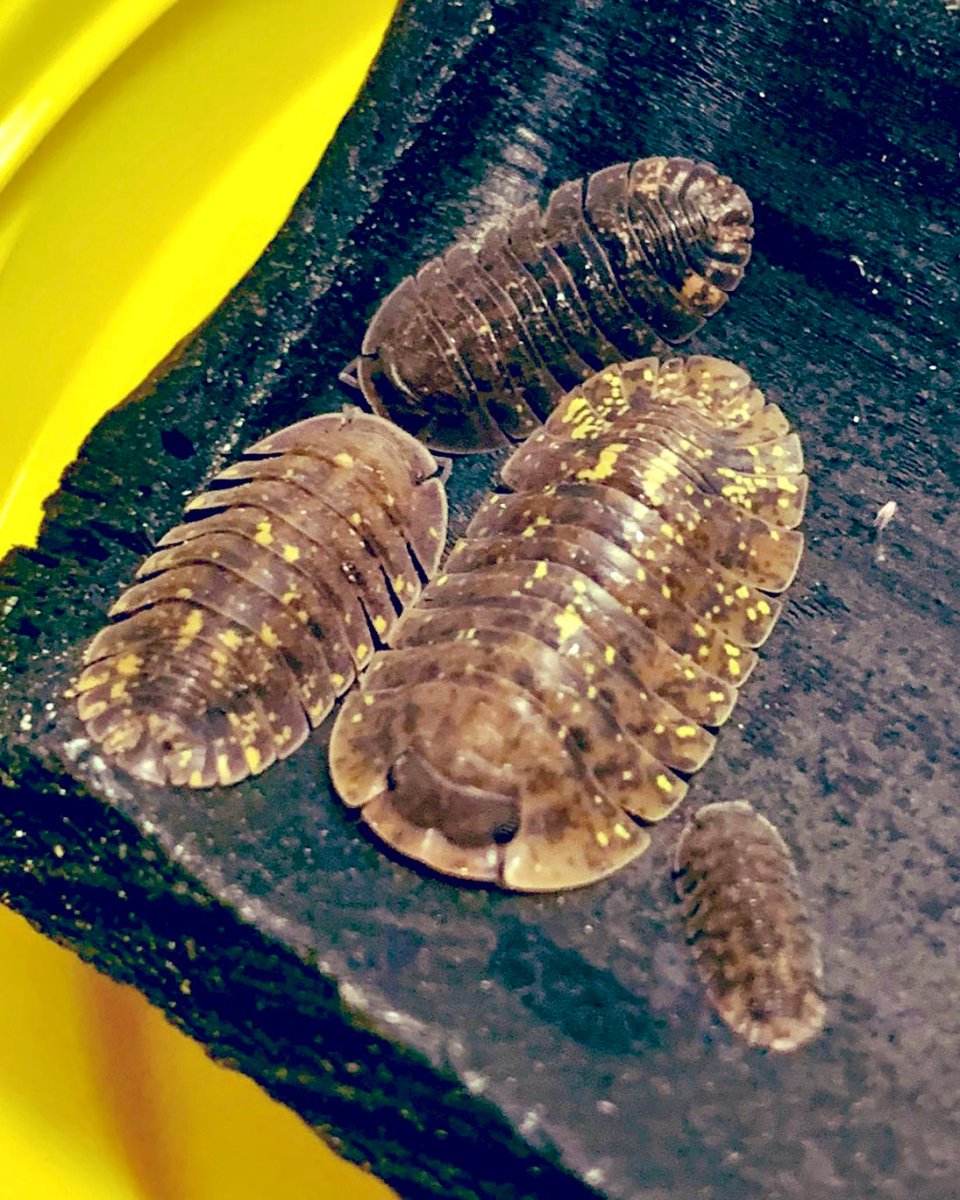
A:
[355,157,754,452]
[329,355,806,890]
[73,410,447,788]
[674,800,826,1052]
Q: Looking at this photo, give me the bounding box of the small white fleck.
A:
[873,500,898,533]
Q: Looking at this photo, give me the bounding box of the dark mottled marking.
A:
[357,157,753,453]
[674,800,826,1052]
[73,410,447,788]
[330,357,807,891]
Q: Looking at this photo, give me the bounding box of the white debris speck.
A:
[519,1109,539,1135]
[464,1071,487,1096]
[874,500,898,533]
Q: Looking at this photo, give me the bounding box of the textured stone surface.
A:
[1,0,958,1197]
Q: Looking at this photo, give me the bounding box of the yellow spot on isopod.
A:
[356,643,369,660]
[244,746,262,773]
[178,609,203,639]
[576,443,628,482]
[115,653,141,677]
[218,628,242,650]
[394,576,406,593]
[604,645,616,665]
[333,451,354,467]
[587,684,598,700]
[350,712,363,723]
[757,599,772,615]
[373,615,388,636]
[330,673,346,688]
[254,520,273,546]
[216,755,232,785]
[709,690,726,702]
[533,561,549,579]
[613,823,631,841]
[676,725,697,739]
[596,830,610,847]
[350,512,362,525]
[282,543,300,563]
[554,607,584,641]
[735,585,750,599]
[259,624,280,648]
[725,643,741,657]
[656,774,673,793]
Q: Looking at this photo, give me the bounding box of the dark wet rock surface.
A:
[1,0,958,1196]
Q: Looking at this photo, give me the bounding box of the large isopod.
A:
[330,356,806,890]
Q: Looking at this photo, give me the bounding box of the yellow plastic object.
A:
[0,0,399,1196]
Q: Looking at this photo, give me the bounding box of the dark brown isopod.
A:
[356,156,754,453]
[674,800,826,1052]
[329,356,806,891]
[73,410,447,788]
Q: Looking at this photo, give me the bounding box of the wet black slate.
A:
[1,0,959,1197]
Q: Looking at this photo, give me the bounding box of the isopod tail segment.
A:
[674,800,827,1053]
[72,409,449,789]
[329,356,808,892]
[353,156,754,454]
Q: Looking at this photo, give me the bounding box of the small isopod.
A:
[674,800,826,1052]
[354,157,754,452]
[73,410,447,788]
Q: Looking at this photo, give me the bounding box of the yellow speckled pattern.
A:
[330,356,807,892]
[73,411,447,788]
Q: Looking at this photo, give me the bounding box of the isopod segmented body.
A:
[330,356,806,890]
[357,157,754,453]
[674,800,826,1052]
[73,411,447,788]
